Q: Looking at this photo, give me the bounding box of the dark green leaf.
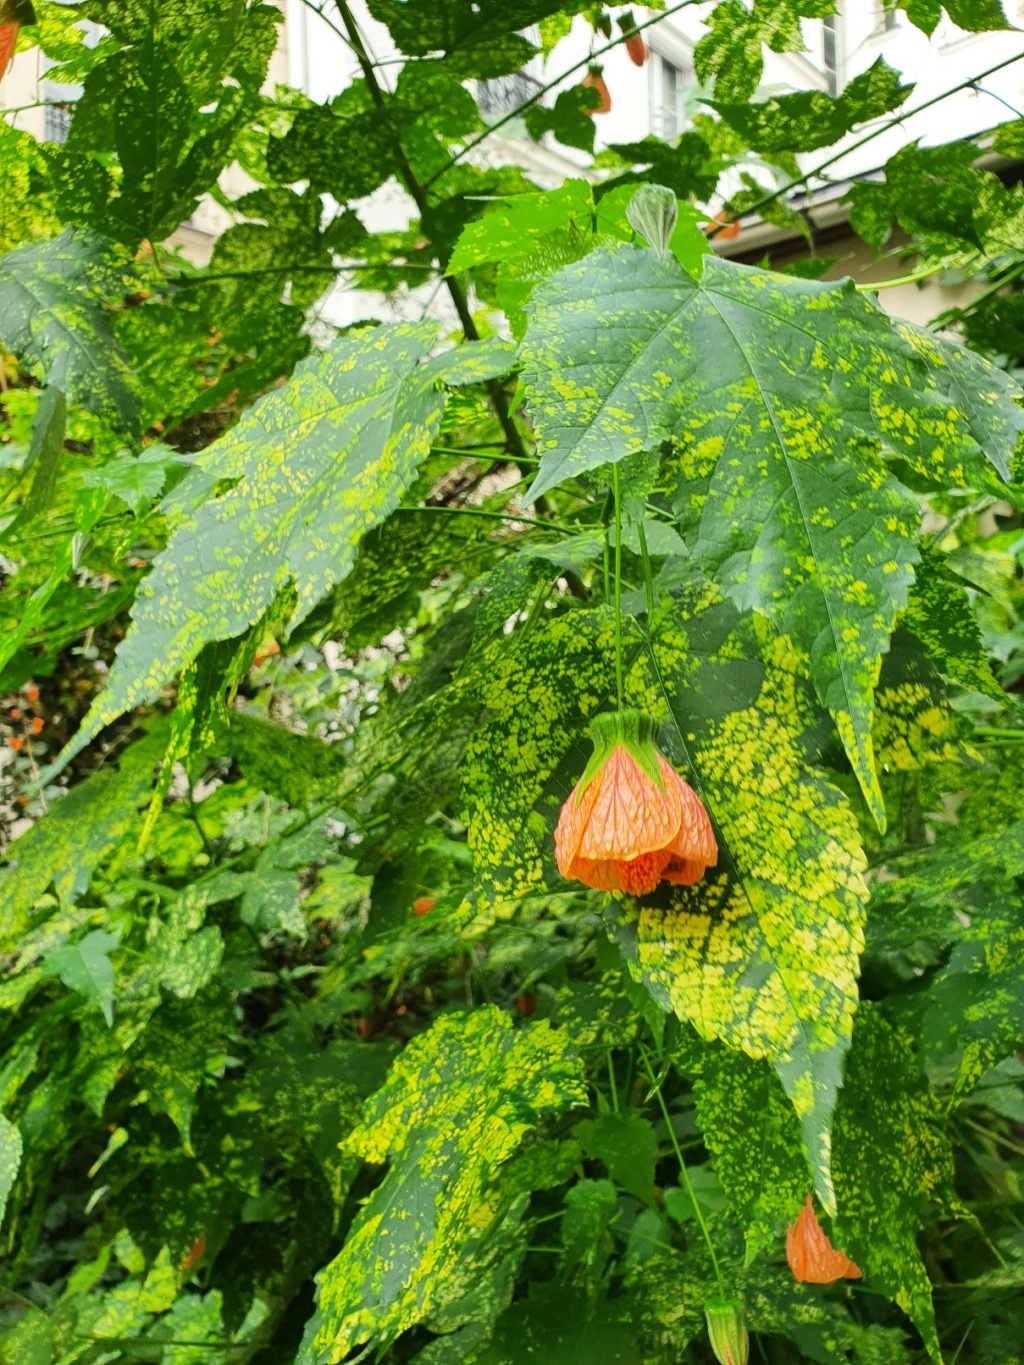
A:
[0,227,140,433]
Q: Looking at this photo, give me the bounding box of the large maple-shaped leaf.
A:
[53,325,514,771]
[0,227,140,434]
[462,589,866,1210]
[617,583,867,1212]
[521,242,1017,826]
[298,1008,585,1364]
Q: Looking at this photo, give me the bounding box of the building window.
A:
[42,82,76,143]
[822,16,838,97]
[650,50,692,141]
[477,70,542,119]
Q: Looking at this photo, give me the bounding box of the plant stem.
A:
[641,1049,725,1294]
[331,0,530,466]
[858,263,950,292]
[964,1116,1024,1159]
[612,464,624,709]
[607,1048,620,1115]
[394,505,571,533]
[638,519,656,620]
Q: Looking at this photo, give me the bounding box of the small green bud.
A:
[705,1295,749,1365]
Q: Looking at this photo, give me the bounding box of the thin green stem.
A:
[606,1049,620,1115]
[637,519,656,621]
[612,464,624,709]
[858,263,950,292]
[641,1049,725,1294]
[963,1116,1024,1160]
[1,99,77,115]
[394,505,572,533]
[954,259,1024,316]
[431,445,538,463]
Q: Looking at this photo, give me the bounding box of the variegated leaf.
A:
[299,1008,586,1363]
[53,325,514,772]
[520,243,1017,827]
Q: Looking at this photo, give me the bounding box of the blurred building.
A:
[4,2,1024,328]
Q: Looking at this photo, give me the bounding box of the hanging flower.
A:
[555,710,717,897]
[786,1196,862,1284]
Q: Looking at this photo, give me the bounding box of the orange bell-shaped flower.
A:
[555,710,717,897]
[786,1196,861,1284]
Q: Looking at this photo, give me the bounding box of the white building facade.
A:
[4,2,1024,327]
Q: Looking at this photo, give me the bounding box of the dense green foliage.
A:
[2,1,1024,1363]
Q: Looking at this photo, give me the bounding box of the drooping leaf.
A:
[558,1179,618,1293]
[902,546,1003,700]
[0,1113,22,1226]
[447,180,594,277]
[41,928,119,1027]
[521,242,1018,823]
[479,1281,642,1364]
[673,1029,809,1260]
[693,0,837,103]
[713,57,910,154]
[897,0,1009,35]
[53,326,512,772]
[298,1007,586,1363]
[575,1110,657,1207]
[0,726,165,946]
[523,84,600,153]
[461,608,621,904]
[364,0,589,76]
[0,226,140,434]
[1,386,67,537]
[868,820,1024,1097]
[620,584,868,1212]
[832,1008,961,1363]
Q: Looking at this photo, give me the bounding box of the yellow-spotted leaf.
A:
[298,1008,586,1364]
[462,609,625,904]
[51,325,514,773]
[521,242,1017,828]
[620,583,867,1213]
[833,1008,962,1362]
[673,1029,810,1261]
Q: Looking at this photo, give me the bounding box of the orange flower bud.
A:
[581,68,611,115]
[181,1232,206,1272]
[0,23,18,75]
[786,1196,861,1284]
[555,710,717,897]
[413,896,435,917]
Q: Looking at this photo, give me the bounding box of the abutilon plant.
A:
[0,2,1023,1364]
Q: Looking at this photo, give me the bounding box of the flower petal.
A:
[576,745,682,862]
[786,1196,861,1284]
[661,757,718,867]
